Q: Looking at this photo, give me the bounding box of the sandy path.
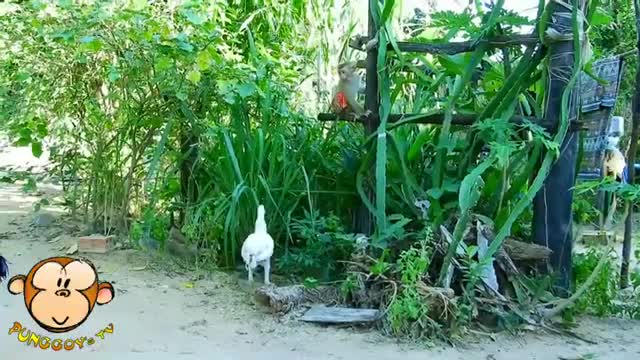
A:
[2,144,640,359]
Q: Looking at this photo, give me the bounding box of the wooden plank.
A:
[299,305,380,324]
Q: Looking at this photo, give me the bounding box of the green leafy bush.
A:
[277,210,357,281]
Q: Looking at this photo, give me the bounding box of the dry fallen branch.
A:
[255,285,342,314]
[255,285,305,314]
[503,238,552,262]
[416,283,457,319]
[348,33,539,55]
[495,247,519,275]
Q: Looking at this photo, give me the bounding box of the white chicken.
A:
[604,146,627,181]
[241,204,274,285]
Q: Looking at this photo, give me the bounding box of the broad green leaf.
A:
[155,57,172,71]
[51,31,74,42]
[36,123,47,137]
[130,0,147,10]
[16,72,30,82]
[237,83,256,98]
[177,41,194,52]
[16,137,31,147]
[79,35,94,43]
[166,178,180,193]
[437,53,473,76]
[239,9,265,32]
[443,179,460,193]
[31,142,43,158]
[187,70,201,84]
[491,142,513,168]
[19,127,32,139]
[459,159,493,212]
[108,66,120,82]
[380,0,395,23]
[223,93,236,104]
[57,0,72,8]
[176,92,187,101]
[79,36,102,52]
[216,79,236,98]
[303,277,319,288]
[183,10,205,25]
[197,51,212,71]
[22,177,37,193]
[407,126,433,161]
[30,0,46,10]
[518,94,532,115]
[590,6,612,26]
[427,187,443,199]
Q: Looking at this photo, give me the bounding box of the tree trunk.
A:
[355,0,380,236]
[179,121,198,227]
[532,0,586,296]
[620,0,640,289]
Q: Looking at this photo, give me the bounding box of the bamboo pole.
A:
[620,0,640,289]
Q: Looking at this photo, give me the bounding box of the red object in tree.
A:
[335,91,348,110]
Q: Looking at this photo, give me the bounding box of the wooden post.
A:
[532,0,586,296]
[355,0,380,236]
[620,0,640,289]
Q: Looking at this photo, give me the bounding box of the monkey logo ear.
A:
[9,257,116,334]
[96,282,115,305]
[7,275,26,295]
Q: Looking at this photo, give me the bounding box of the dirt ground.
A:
[2,142,640,359]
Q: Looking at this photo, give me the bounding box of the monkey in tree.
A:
[331,61,371,119]
[8,256,114,333]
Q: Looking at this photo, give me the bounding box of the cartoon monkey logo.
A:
[7,256,114,333]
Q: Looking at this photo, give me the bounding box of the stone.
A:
[32,212,55,227]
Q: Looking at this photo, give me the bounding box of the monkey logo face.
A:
[7,257,114,333]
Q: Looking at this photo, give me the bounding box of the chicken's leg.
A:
[248,267,253,283]
[262,260,270,285]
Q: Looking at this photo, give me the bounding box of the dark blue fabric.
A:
[576,57,624,181]
[0,256,8,282]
